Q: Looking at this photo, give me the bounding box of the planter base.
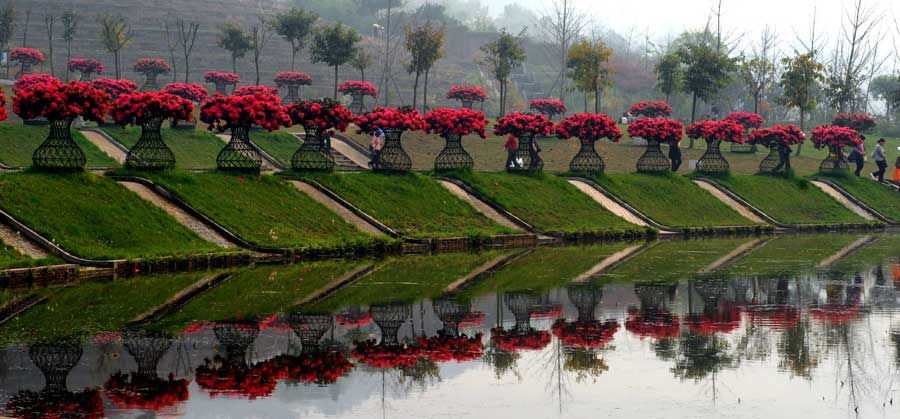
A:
[696,140,729,174]
[217,126,262,173]
[434,134,474,171]
[127,119,176,170]
[32,119,87,171]
[507,135,543,174]
[569,140,605,175]
[636,139,670,173]
[371,129,411,173]
[292,127,335,172]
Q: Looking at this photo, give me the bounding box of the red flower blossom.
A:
[200,93,290,132]
[14,80,110,122]
[234,85,279,96]
[809,304,860,325]
[446,85,488,102]
[13,73,61,91]
[6,389,104,419]
[625,308,681,339]
[627,117,684,143]
[748,124,806,148]
[0,88,7,122]
[552,319,619,348]
[273,352,355,385]
[162,82,210,103]
[67,58,104,75]
[493,112,554,138]
[9,47,45,64]
[104,372,189,410]
[746,306,800,329]
[689,120,747,144]
[831,113,876,133]
[810,124,863,149]
[274,71,313,86]
[351,339,422,369]
[354,106,426,133]
[529,99,567,116]
[417,333,485,362]
[629,101,672,118]
[195,356,287,400]
[111,92,194,125]
[133,58,171,75]
[338,80,378,98]
[686,302,742,335]
[723,111,764,129]
[204,71,241,85]
[423,107,488,138]
[490,328,552,352]
[556,112,623,143]
[284,98,353,131]
[91,78,138,98]
[686,120,711,140]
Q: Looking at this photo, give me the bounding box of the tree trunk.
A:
[689,93,698,148]
[665,91,670,104]
[170,50,178,83]
[753,94,759,115]
[333,65,339,100]
[254,56,260,85]
[184,54,190,83]
[594,89,601,114]
[290,46,296,71]
[360,68,365,82]
[232,55,237,74]
[411,71,420,111]
[114,50,120,79]
[795,108,806,157]
[65,42,71,82]
[423,69,429,112]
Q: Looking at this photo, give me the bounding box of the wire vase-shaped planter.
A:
[507,135,543,174]
[126,117,176,170]
[434,133,474,171]
[371,128,412,173]
[569,139,606,174]
[214,81,233,95]
[32,118,87,171]
[696,139,730,174]
[819,145,850,175]
[349,93,366,115]
[283,85,302,103]
[636,139,671,173]
[460,99,474,109]
[140,73,160,92]
[758,146,786,174]
[287,313,333,353]
[371,303,412,346]
[217,125,262,173]
[291,126,335,172]
[30,342,83,393]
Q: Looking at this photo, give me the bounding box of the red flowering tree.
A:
[629,101,672,118]
[831,113,876,134]
[274,71,313,103]
[355,106,425,172]
[627,117,684,173]
[200,93,290,172]
[13,73,61,92]
[112,92,194,170]
[494,112,554,173]
[162,82,209,103]
[14,81,110,170]
[529,99,567,120]
[424,107,488,171]
[811,124,863,174]
[234,85,279,96]
[284,98,353,171]
[10,47,44,77]
[724,111,764,153]
[91,78,138,98]
[556,112,623,174]
[418,333,485,363]
[690,119,745,174]
[134,58,171,91]
[338,80,378,114]
[0,88,7,122]
[67,58,104,80]
[204,71,241,94]
[446,85,488,109]
[749,124,806,174]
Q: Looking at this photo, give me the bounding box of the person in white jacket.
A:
[871,138,887,182]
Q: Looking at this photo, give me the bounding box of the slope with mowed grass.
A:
[250,130,302,166]
[147,261,366,335]
[723,234,866,278]
[830,233,900,273]
[0,243,59,270]
[709,175,867,225]
[819,175,900,222]
[592,173,758,228]
[303,172,515,238]
[101,125,223,169]
[0,172,220,260]
[139,171,379,250]
[0,271,209,344]
[447,171,644,235]
[605,237,757,284]
[0,123,118,168]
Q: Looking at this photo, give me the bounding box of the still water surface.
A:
[1,233,900,418]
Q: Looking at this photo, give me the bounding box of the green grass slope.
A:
[250,130,302,166]
[821,175,900,222]
[0,123,118,168]
[102,125,223,170]
[605,237,758,284]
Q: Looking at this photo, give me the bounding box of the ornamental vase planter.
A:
[507,135,543,174]
[569,139,605,175]
[460,99,474,109]
[32,118,87,171]
[371,303,412,346]
[217,125,263,173]
[758,146,786,174]
[214,81,232,95]
[371,128,412,173]
[140,73,159,92]
[30,342,83,392]
[349,93,365,115]
[78,71,94,81]
[696,139,729,174]
[819,145,850,175]
[434,133,474,171]
[126,117,176,170]
[15,63,32,79]
[291,126,335,172]
[636,139,671,173]
[283,85,302,103]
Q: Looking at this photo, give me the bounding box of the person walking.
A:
[528,138,542,169]
[322,130,333,151]
[870,138,887,182]
[848,139,865,176]
[369,129,384,167]
[668,140,682,172]
[504,135,520,170]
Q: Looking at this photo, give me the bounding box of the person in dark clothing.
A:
[848,138,865,176]
[529,138,542,169]
[504,136,520,169]
[668,140,682,172]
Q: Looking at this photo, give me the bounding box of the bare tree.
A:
[378,0,407,106]
[177,18,199,83]
[534,0,588,102]
[829,0,882,113]
[61,10,77,81]
[792,4,827,55]
[164,20,179,83]
[98,14,133,79]
[43,13,54,76]
[249,12,274,85]
[741,26,778,116]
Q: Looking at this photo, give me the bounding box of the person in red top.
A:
[504,135,520,169]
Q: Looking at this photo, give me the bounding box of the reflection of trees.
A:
[777,321,819,378]
[671,332,735,381]
[553,285,614,384]
[628,283,680,361]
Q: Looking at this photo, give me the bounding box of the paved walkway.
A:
[0,222,49,259]
[810,180,877,221]
[288,180,386,235]
[437,180,524,231]
[692,180,767,224]
[567,179,650,227]
[80,130,127,164]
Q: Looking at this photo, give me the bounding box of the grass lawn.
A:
[250,130,302,166]
[724,234,865,278]
[604,237,757,284]
[147,261,366,335]
[592,172,758,228]
[0,271,208,344]
[101,125,224,170]
[820,175,900,221]
[0,122,118,168]
[710,174,866,225]
[447,171,643,235]
[138,171,377,250]
[0,172,220,260]
[0,244,60,270]
[830,233,900,273]
[303,172,515,238]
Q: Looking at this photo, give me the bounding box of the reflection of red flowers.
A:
[285,99,353,131]
[490,328,552,352]
[629,101,672,118]
[811,125,863,149]
[417,333,485,362]
[133,58,171,75]
[200,93,290,132]
[446,85,488,102]
[195,356,286,400]
[423,107,488,138]
[234,85,279,96]
[274,71,313,87]
[749,124,806,148]
[625,308,681,339]
[723,111,764,129]
[458,311,486,328]
[493,112,554,138]
[104,372,189,410]
[338,80,378,98]
[180,321,214,335]
[204,71,241,85]
[552,319,619,348]
[10,47,45,64]
[336,311,372,327]
[810,305,860,325]
[746,306,800,329]
[556,112,623,143]
[111,92,194,125]
[13,73,61,91]
[351,340,422,369]
[162,82,210,103]
[687,303,742,335]
[627,117,684,143]
[530,304,562,320]
[6,389,104,419]
[273,351,354,385]
[831,113,876,133]
[354,106,426,133]
[14,80,110,122]
[529,99,567,116]
[67,58,104,75]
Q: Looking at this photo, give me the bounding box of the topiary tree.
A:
[66,58,103,81]
[723,111,764,153]
[493,112,554,173]
[204,71,240,95]
[111,92,194,170]
[338,80,378,115]
[133,58,171,91]
[810,125,862,175]
[629,101,672,118]
[749,124,806,174]
[9,47,44,78]
[354,107,426,173]
[688,120,746,174]
[627,118,684,173]
[424,107,487,171]
[446,86,488,109]
[529,99,567,120]
[831,113,876,134]
[200,92,290,173]
[284,98,353,171]
[274,71,312,103]
[161,82,208,129]
[556,112,622,174]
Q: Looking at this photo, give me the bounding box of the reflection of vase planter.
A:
[217,125,262,173]
[291,126,335,171]
[504,292,539,333]
[104,333,189,410]
[552,319,619,348]
[274,350,354,385]
[489,327,552,352]
[126,117,176,170]
[417,333,484,362]
[567,285,602,323]
[371,128,412,173]
[33,118,87,171]
[196,322,284,400]
[349,93,366,115]
[141,73,160,92]
[696,139,729,174]
[507,135,543,174]
[287,312,333,352]
[370,303,412,346]
[569,138,606,174]
[432,299,473,338]
[636,139,670,173]
[434,133,474,171]
[818,145,850,175]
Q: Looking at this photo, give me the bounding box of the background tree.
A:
[377,0,407,106]
[778,52,824,156]
[43,13,54,76]
[741,26,778,116]
[404,21,445,111]
[566,38,614,113]
[677,39,736,146]
[0,2,14,78]
[61,10,77,81]
[98,14,133,79]
[869,74,899,122]
[177,18,199,83]
[310,22,361,99]
[655,52,681,104]
[217,21,251,74]
[535,0,588,101]
[350,46,373,81]
[480,28,527,117]
[249,13,274,85]
[274,7,317,71]
[825,0,881,113]
[21,7,30,47]
[164,20,179,82]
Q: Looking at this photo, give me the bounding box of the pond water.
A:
[2,233,900,418]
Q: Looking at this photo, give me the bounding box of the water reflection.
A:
[0,234,900,417]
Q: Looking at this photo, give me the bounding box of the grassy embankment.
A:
[101,125,223,170]
[0,244,60,270]
[0,172,220,260]
[0,123,118,168]
[303,172,515,238]
[723,233,868,278]
[250,130,303,166]
[820,175,900,221]
[604,237,758,284]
